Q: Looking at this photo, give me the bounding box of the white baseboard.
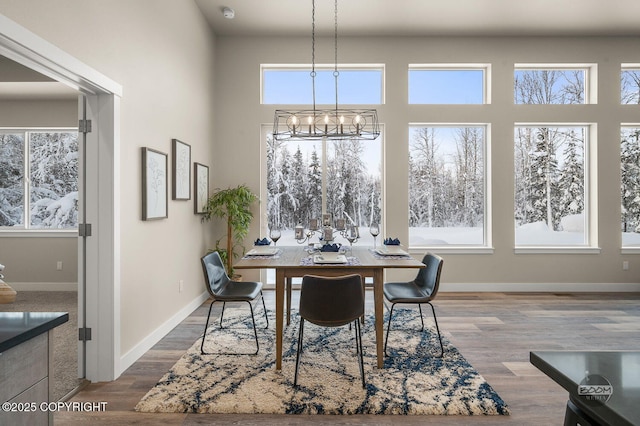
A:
[440,282,640,292]
[9,282,78,291]
[117,291,209,377]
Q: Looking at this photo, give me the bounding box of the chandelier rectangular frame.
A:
[272,0,380,142]
[273,108,379,141]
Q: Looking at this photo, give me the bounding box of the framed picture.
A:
[194,162,209,214]
[171,139,191,200]
[142,147,168,220]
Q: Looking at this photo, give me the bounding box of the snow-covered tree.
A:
[621,70,640,105]
[557,130,584,222]
[0,131,78,229]
[621,129,640,232]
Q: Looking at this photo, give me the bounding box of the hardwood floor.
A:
[55,292,640,425]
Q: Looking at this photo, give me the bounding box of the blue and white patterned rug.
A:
[135,306,509,416]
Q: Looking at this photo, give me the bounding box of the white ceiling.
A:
[4,1,640,101]
[195,0,640,37]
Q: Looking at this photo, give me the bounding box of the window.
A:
[514,66,589,104]
[0,130,79,230]
[621,126,640,247]
[409,66,488,104]
[265,128,382,246]
[621,67,640,104]
[262,65,384,105]
[514,126,588,246]
[408,125,487,247]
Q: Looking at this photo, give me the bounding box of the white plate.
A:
[375,246,408,256]
[313,253,348,264]
[246,247,278,256]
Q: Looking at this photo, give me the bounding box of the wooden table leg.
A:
[373,269,384,369]
[286,277,292,326]
[275,269,285,370]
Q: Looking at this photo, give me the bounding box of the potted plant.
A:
[203,184,258,277]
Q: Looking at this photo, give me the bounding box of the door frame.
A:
[0,13,122,382]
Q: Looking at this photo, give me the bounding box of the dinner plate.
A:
[374,246,408,256]
[313,253,348,264]
[246,247,279,256]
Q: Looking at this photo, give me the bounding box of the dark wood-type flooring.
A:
[55,291,640,425]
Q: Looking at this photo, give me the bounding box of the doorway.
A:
[0,14,122,383]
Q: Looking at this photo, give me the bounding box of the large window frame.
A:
[0,128,79,236]
[513,123,598,253]
[621,124,640,252]
[261,64,385,105]
[408,64,491,105]
[514,64,597,104]
[621,64,640,105]
[407,123,492,253]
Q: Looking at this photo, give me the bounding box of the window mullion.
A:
[24,131,30,229]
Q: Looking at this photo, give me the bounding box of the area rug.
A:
[135,307,509,416]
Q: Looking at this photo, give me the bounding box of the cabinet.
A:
[0,312,68,426]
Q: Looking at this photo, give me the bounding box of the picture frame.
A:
[141,147,168,220]
[171,139,191,200]
[194,162,209,214]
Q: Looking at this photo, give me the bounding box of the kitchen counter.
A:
[0,311,69,425]
[0,312,68,353]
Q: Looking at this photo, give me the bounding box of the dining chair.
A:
[294,274,366,388]
[383,253,444,357]
[200,251,268,355]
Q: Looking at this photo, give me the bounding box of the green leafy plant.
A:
[203,184,258,276]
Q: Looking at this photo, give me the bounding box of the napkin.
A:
[384,238,401,245]
[254,237,271,246]
[320,243,341,252]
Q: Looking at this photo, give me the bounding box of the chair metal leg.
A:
[219,301,226,328]
[201,299,260,356]
[294,318,305,387]
[247,301,260,355]
[384,303,395,357]
[428,302,444,357]
[260,290,269,329]
[200,300,216,355]
[354,319,365,388]
[418,303,425,331]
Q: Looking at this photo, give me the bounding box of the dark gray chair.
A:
[200,251,268,355]
[294,274,366,388]
[383,253,444,357]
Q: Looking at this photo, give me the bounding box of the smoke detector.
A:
[222,7,235,19]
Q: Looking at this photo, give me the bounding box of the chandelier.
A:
[272,0,380,141]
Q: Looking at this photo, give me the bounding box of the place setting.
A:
[242,229,282,259]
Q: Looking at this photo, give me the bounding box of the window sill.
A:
[409,246,494,255]
[621,247,640,254]
[0,230,78,238]
[514,247,601,254]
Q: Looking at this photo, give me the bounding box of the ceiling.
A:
[195,0,640,37]
[4,1,640,101]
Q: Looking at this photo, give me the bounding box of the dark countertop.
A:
[0,312,69,353]
[531,350,640,426]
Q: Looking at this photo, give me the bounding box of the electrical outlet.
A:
[623,261,629,271]
[56,261,63,271]
[179,280,184,293]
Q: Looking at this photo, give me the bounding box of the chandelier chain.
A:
[311,0,316,112]
[334,0,339,114]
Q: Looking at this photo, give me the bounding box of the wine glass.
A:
[269,228,281,246]
[369,223,380,248]
[345,225,359,254]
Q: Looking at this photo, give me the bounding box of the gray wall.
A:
[213,35,640,287]
[0,0,217,355]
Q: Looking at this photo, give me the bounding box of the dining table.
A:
[233,245,425,370]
